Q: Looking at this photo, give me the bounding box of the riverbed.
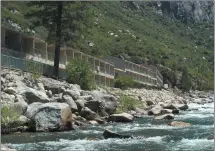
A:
[2,102,214,151]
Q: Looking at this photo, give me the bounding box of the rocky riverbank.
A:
[1,69,213,150]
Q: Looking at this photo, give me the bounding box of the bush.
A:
[66,58,95,90]
[115,95,142,113]
[114,76,135,89]
[1,104,20,127]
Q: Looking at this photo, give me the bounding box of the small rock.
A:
[103,129,133,139]
[154,114,174,120]
[168,121,191,127]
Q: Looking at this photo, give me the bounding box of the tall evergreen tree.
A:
[26,1,92,78]
[181,66,191,92]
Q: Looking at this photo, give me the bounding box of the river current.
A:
[2,102,214,151]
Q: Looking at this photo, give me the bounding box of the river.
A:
[2,102,214,151]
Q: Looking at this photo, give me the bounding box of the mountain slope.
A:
[1,1,214,90]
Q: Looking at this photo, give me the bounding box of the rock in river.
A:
[103,129,133,139]
[108,113,134,122]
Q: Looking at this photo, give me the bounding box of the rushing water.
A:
[2,102,214,151]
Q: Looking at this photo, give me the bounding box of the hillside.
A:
[1,1,214,90]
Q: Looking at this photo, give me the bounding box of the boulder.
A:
[47,90,53,98]
[89,91,118,115]
[14,95,28,114]
[31,102,73,132]
[37,82,45,91]
[4,87,17,95]
[154,114,174,120]
[75,99,87,111]
[134,107,147,115]
[62,95,78,112]
[78,95,93,101]
[174,104,189,111]
[20,87,49,104]
[168,121,191,127]
[161,109,173,114]
[80,107,97,120]
[108,113,134,123]
[88,120,99,125]
[64,90,80,100]
[103,129,133,139]
[146,100,154,106]
[24,102,43,119]
[162,104,178,110]
[40,78,67,94]
[148,105,163,116]
[85,100,105,113]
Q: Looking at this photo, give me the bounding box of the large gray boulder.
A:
[40,78,68,94]
[25,102,43,119]
[30,102,73,132]
[62,94,78,112]
[64,89,80,100]
[108,113,134,122]
[79,107,97,120]
[103,129,133,139]
[20,87,50,104]
[85,100,105,113]
[14,95,28,115]
[89,90,118,115]
[75,99,87,111]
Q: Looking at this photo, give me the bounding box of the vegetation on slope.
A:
[1,1,213,90]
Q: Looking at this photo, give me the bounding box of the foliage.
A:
[181,66,191,92]
[114,76,135,90]
[1,104,20,126]
[66,58,94,90]
[115,95,142,113]
[1,1,213,90]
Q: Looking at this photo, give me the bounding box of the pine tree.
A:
[26,2,92,78]
[181,66,191,92]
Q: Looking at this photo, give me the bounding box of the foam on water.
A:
[171,138,214,151]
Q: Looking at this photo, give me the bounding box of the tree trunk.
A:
[53,1,63,78]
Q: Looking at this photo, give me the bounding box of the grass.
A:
[115,95,143,114]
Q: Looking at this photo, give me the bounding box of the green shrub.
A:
[66,58,95,90]
[1,104,20,126]
[114,76,135,89]
[115,95,142,113]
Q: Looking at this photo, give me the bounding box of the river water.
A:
[2,102,214,151]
